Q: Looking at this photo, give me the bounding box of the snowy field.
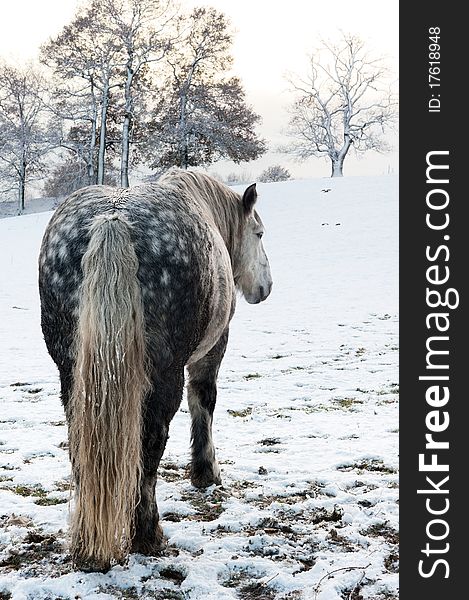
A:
[0,176,398,600]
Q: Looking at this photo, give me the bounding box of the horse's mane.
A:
[159,168,244,263]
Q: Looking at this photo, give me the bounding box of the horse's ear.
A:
[242,183,257,215]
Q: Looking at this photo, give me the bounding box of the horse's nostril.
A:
[259,285,265,299]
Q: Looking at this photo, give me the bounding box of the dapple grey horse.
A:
[38,168,272,571]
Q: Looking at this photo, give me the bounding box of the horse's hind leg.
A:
[188,329,229,488]
[132,372,184,555]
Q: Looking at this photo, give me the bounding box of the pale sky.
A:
[0,0,398,179]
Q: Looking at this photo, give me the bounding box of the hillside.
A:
[0,175,398,600]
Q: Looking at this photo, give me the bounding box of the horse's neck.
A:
[203,197,241,265]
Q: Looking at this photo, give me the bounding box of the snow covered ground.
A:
[0,175,398,600]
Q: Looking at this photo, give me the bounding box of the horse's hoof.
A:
[74,556,111,573]
[190,469,222,489]
[131,524,167,556]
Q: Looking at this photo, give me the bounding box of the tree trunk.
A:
[120,67,133,188]
[182,144,189,169]
[88,80,98,185]
[18,157,26,212]
[121,114,131,187]
[97,80,110,185]
[331,133,352,177]
[178,87,189,168]
[331,157,344,177]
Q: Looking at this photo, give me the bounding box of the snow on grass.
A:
[0,175,398,599]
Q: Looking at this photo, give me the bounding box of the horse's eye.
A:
[256,232,263,239]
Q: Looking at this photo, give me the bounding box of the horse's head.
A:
[236,183,273,304]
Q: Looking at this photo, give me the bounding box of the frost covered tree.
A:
[285,34,397,177]
[147,7,266,170]
[42,0,176,188]
[99,0,175,186]
[0,63,50,211]
[41,1,123,185]
[259,165,291,183]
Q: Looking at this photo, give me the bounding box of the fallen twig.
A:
[313,563,372,599]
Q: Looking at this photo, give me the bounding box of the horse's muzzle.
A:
[246,281,273,304]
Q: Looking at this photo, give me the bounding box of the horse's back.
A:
[39,183,232,370]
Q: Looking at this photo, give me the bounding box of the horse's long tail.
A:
[69,212,149,569]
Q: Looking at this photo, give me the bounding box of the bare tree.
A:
[0,62,50,211]
[284,34,397,177]
[148,7,265,170]
[41,1,123,185]
[101,0,175,187]
[259,165,291,183]
[42,0,177,188]
[45,82,100,186]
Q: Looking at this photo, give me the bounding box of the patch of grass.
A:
[328,528,356,552]
[11,484,49,498]
[230,479,258,495]
[347,480,378,493]
[384,551,399,573]
[54,480,71,492]
[98,585,144,600]
[258,517,295,535]
[181,487,227,522]
[159,463,186,483]
[296,557,315,572]
[244,373,262,380]
[0,532,63,571]
[222,567,261,589]
[334,397,364,409]
[259,437,281,446]
[280,405,334,415]
[35,496,68,506]
[337,459,397,475]
[26,388,43,394]
[9,484,66,506]
[159,566,186,584]
[96,586,139,599]
[310,505,343,525]
[10,382,30,387]
[368,590,398,600]
[247,480,330,509]
[340,584,364,600]
[162,512,183,522]
[0,554,24,570]
[0,591,12,600]
[228,407,253,418]
[376,386,399,396]
[239,582,276,599]
[360,522,399,545]
[149,592,185,600]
